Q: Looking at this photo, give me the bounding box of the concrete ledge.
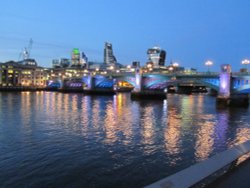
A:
[145,140,250,188]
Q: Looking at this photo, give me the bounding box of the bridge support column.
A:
[216,64,249,106]
[86,74,94,90]
[84,74,115,95]
[131,66,167,100]
[133,66,142,92]
[83,74,96,94]
[207,88,218,96]
[227,93,249,106]
[217,94,249,107]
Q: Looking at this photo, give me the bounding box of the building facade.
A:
[104,42,117,65]
[147,46,166,67]
[71,48,81,67]
[0,61,47,88]
[52,58,71,68]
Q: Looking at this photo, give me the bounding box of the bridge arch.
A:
[232,75,250,94]
[114,73,221,93]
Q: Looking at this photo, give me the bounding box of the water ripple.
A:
[0,92,250,187]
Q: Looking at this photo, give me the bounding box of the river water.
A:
[0,92,250,188]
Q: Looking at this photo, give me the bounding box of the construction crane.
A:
[18,38,33,60]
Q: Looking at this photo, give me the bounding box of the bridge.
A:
[49,64,250,106]
[113,72,220,93]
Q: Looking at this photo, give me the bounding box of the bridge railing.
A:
[108,70,220,77]
[88,70,250,77]
[232,72,250,76]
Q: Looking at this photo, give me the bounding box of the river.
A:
[0,92,250,188]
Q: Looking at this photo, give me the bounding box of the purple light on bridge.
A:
[221,75,227,90]
[136,75,140,86]
[135,69,142,91]
[219,64,231,97]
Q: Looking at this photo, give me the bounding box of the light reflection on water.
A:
[0,92,250,188]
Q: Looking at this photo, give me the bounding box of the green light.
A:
[73,48,79,54]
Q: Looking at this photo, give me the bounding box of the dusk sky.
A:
[1,0,250,71]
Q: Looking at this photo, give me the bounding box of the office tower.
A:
[104,42,117,65]
[147,46,166,67]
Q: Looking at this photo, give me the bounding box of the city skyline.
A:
[1,0,250,71]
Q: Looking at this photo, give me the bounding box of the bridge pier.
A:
[84,74,115,95]
[130,67,167,100]
[86,74,94,90]
[217,94,249,107]
[216,64,249,107]
[207,88,218,96]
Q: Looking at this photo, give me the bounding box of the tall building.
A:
[71,48,88,68]
[52,59,60,68]
[71,48,81,67]
[52,58,71,68]
[81,52,88,68]
[60,58,71,68]
[81,52,88,64]
[147,46,166,67]
[104,42,117,65]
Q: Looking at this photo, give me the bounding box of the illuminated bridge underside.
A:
[117,74,221,91]
[142,75,171,89]
[94,76,113,88]
[232,76,250,94]
[115,76,136,87]
[140,74,250,94]
[116,74,173,90]
[78,73,250,94]
[175,77,220,91]
[82,76,114,89]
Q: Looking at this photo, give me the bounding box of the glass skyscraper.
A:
[147,46,166,67]
[104,42,117,65]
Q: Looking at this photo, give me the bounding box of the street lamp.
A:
[173,62,179,67]
[205,60,213,72]
[168,66,174,72]
[109,65,114,70]
[241,59,250,72]
[173,62,179,72]
[147,63,153,69]
[126,65,131,72]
